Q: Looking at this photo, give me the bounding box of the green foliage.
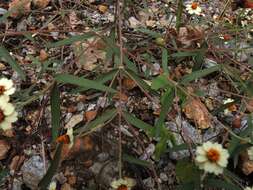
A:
[176,159,201,190]
[50,83,61,141]
[55,73,117,93]
[0,45,26,80]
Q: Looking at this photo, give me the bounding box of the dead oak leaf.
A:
[177,26,204,48]
[32,0,50,9]
[73,37,106,71]
[9,0,31,18]
[183,98,211,129]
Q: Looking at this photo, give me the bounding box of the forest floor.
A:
[0,0,253,190]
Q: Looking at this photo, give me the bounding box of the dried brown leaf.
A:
[9,0,31,18]
[183,98,211,129]
[32,0,50,9]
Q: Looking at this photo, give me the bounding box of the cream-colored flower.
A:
[0,96,18,130]
[248,146,253,161]
[66,127,74,148]
[195,141,229,175]
[0,78,15,96]
[186,2,202,15]
[111,177,136,190]
[244,187,253,190]
[48,181,56,190]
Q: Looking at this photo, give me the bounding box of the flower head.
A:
[0,78,15,96]
[186,2,202,15]
[248,146,253,161]
[195,141,229,175]
[0,95,18,130]
[244,187,253,190]
[111,177,136,190]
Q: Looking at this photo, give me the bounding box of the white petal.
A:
[196,146,206,155]
[203,141,213,151]
[0,78,13,89]
[196,155,207,163]
[2,103,15,115]
[5,112,18,122]
[0,120,12,130]
[5,87,15,95]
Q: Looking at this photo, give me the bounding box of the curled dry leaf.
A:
[183,98,211,129]
[98,4,108,14]
[177,26,204,48]
[73,37,106,71]
[39,49,48,62]
[32,0,50,9]
[0,139,10,160]
[123,78,136,90]
[84,110,97,122]
[59,136,94,161]
[9,0,31,18]
[113,92,128,102]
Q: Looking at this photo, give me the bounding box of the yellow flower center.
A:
[117,185,128,190]
[206,148,220,162]
[191,2,198,9]
[0,109,5,123]
[0,85,5,95]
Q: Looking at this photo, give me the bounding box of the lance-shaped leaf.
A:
[55,74,117,93]
[51,83,61,141]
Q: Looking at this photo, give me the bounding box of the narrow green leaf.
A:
[123,154,151,168]
[136,28,162,38]
[155,88,174,136]
[154,136,167,160]
[75,108,117,135]
[55,74,117,93]
[151,74,170,90]
[47,33,94,48]
[205,178,241,190]
[180,65,221,85]
[0,46,26,80]
[51,83,61,141]
[162,48,169,74]
[38,143,63,190]
[71,70,118,93]
[122,112,154,136]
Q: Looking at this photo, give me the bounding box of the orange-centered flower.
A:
[191,2,198,9]
[207,148,220,162]
[118,185,128,190]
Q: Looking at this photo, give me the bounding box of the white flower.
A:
[111,177,136,190]
[0,78,15,96]
[67,127,74,148]
[48,181,56,190]
[0,96,18,130]
[248,146,253,161]
[244,187,253,190]
[195,141,229,175]
[186,2,202,15]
